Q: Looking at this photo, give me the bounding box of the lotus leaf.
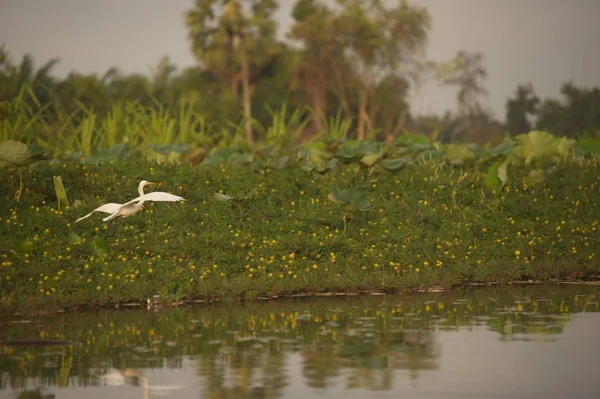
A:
[445,144,476,165]
[360,150,384,167]
[394,132,430,146]
[301,158,339,174]
[486,140,516,158]
[574,136,600,155]
[327,188,372,213]
[513,130,574,165]
[485,159,510,190]
[202,148,252,166]
[181,147,207,166]
[378,157,412,171]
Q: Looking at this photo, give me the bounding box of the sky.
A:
[1,0,599,119]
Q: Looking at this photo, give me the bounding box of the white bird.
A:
[75,180,185,231]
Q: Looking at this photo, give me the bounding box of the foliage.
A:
[505,82,600,139]
[505,83,539,135]
[0,145,598,312]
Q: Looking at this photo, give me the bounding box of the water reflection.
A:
[0,285,599,398]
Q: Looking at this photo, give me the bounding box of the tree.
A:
[436,51,488,140]
[105,72,151,103]
[149,55,178,106]
[289,0,345,133]
[0,44,59,103]
[536,82,600,137]
[184,0,279,149]
[505,83,539,134]
[437,51,487,117]
[371,74,409,142]
[334,0,431,140]
[55,72,111,113]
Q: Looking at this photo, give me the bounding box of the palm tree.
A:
[184,0,279,149]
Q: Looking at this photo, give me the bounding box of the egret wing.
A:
[76,202,123,223]
[123,191,185,206]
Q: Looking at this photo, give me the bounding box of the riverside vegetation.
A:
[1,99,599,314]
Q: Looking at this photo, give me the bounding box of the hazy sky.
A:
[1,0,599,118]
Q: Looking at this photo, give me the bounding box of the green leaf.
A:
[358,140,385,156]
[69,232,83,245]
[202,147,252,166]
[498,158,509,187]
[91,237,109,259]
[213,188,258,204]
[415,149,445,162]
[273,155,289,170]
[299,142,332,165]
[327,188,372,213]
[337,140,384,162]
[78,143,131,165]
[485,158,510,191]
[301,158,339,174]
[16,240,34,255]
[181,147,207,167]
[378,157,412,171]
[523,169,546,185]
[360,151,384,167]
[485,162,502,190]
[486,140,516,158]
[574,136,600,155]
[394,132,430,146]
[513,130,574,164]
[445,144,476,165]
[336,143,360,159]
[53,175,69,208]
[0,139,49,167]
[555,137,574,160]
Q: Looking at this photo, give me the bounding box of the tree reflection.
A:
[0,285,598,397]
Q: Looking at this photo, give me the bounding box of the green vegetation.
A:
[1,0,600,314]
[3,0,600,149]
[0,129,598,312]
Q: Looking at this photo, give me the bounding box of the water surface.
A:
[1,284,599,399]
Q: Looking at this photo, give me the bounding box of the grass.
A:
[0,154,598,314]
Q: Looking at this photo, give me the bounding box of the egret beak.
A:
[146,182,156,186]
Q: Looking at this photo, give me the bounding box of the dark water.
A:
[1,285,600,399]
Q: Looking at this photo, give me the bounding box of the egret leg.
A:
[112,218,119,237]
[107,218,119,237]
[105,219,117,238]
[104,221,111,239]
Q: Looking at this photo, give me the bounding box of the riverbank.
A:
[1,157,598,313]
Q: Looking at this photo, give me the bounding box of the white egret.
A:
[75,180,185,233]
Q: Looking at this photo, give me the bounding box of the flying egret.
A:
[75,180,185,234]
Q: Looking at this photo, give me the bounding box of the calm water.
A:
[1,285,600,399]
